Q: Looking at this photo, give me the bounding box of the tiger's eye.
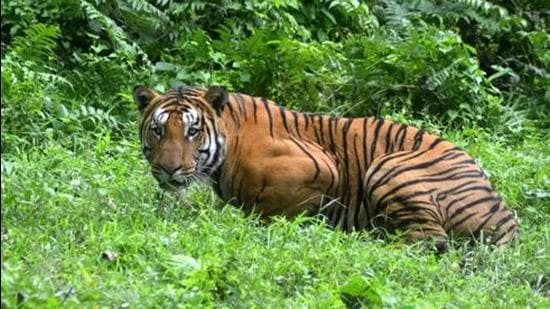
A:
[188,127,199,136]
[153,126,163,136]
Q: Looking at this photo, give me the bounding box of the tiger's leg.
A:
[441,182,519,246]
[226,138,339,219]
[364,147,518,247]
[249,156,338,219]
[363,150,450,248]
[383,200,449,250]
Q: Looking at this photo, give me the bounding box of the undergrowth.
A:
[2,124,549,307]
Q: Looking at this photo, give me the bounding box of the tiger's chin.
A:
[157,172,211,193]
[158,178,193,193]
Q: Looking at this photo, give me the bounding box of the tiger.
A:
[133,85,519,249]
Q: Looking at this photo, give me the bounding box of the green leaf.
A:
[340,275,383,307]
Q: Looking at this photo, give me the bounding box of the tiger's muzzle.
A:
[153,165,196,191]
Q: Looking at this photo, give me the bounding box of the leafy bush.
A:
[1,23,67,151]
[341,26,504,127]
[1,0,548,148]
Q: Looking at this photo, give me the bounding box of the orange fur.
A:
[134,86,519,248]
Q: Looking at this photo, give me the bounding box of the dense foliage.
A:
[2,0,549,307]
[2,0,548,149]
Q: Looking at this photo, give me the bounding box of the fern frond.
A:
[456,0,508,18]
[126,0,170,22]
[425,58,462,90]
[11,23,60,63]
[80,1,138,55]
[122,0,171,31]
[382,0,414,29]
[407,0,512,33]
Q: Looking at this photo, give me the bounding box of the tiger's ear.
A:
[205,86,228,115]
[133,86,158,113]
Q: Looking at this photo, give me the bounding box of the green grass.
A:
[2,130,549,307]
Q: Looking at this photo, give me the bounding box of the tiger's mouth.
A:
[154,173,196,192]
[152,165,206,192]
[158,178,191,192]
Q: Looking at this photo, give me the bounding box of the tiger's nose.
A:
[160,164,182,176]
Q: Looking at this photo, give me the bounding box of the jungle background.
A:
[1,0,549,307]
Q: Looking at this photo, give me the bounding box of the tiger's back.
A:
[134,86,519,248]
[215,92,518,246]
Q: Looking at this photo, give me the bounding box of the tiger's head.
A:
[133,86,228,192]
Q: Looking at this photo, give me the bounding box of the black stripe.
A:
[382,172,486,199]
[493,212,515,230]
[304,113,310,130]
[385,122,395,153]
[210,116,223,160]
[226,101,240,127]
[471,201,501,235]
[328,117,337,153]
[442,146,462,154]
[374,171,485,212]
[252,97,258,124]
[340,119,353,206]
[451,159,476,166]
[388,204,440,221]
[318,115,325,145]
[314,125,323,145]
[429,194,445,222]
[232,133,240,156]
[365,149,434,200]
[201,122,216,167]
[444,193,473,213]
[229,159,241,199]
[235,93,247,120]
[429,138,443,149]
[279,106,290,134]
[176,86,185,101]
[289,137,321,181]
[340,203,349,232]
[262,98,274,137]
[354,133,366,229]
[483,201,501,218]
[397,124,408,151]
[235,94,244,115]
[449,171,485,180]
[437,180,481,199]
[412,130,425,150]
[375,151,464,188]
[449,196,496,221]
[422,165,474,179]
[441,184,495,204]
[292,112,302,138]
[393,216,441,227]
[493,223,517,244]
[388,188,438,205]
[363,118,369,168]
[448,212,478,232]
[319,156,336,193]
[370,118,384,163]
